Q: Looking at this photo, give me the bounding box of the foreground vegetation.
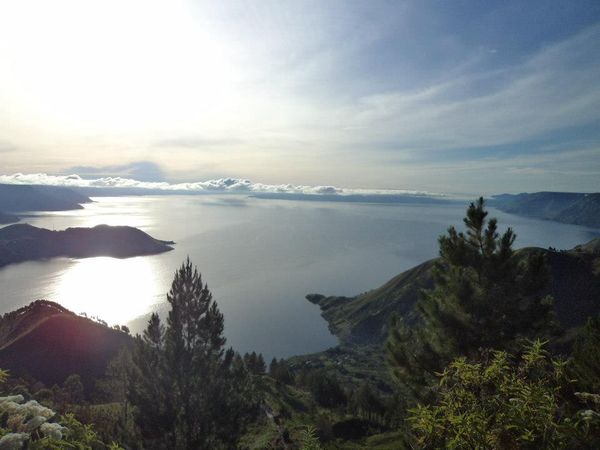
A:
[0,198,599,448]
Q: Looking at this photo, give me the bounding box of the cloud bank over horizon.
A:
[0,173,445,198]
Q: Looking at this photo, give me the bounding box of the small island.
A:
[0,223,174,267]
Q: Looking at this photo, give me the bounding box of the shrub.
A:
[409,340,600,449]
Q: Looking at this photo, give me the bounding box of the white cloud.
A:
[0,173,443,198]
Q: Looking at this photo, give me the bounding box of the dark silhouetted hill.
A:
[0,224,174,267]
[491,192,600,228]
[0,184,91,212]
[308,238,600,345]
[0,300,132,387]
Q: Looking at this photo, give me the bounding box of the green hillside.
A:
[308,238,600,347]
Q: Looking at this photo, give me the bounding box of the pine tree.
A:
[256,353,266,374]
[270,357,293,384]
[269,357,279,374]
[243,352,267,375]
[306,370,347,408]
[350,383,385,422]
[128,313,177,447]
[97,347,134,441]
[128,259,260,449]
[387,198,555,397]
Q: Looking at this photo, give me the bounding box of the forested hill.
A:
[491,192,600,228]
[0,223,174,267]
[0,300,132,387]
[308,237,600,346]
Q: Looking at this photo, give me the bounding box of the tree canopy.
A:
[128,258,260,449]
[387,198,555,397]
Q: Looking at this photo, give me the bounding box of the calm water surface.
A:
[0,195,598,359]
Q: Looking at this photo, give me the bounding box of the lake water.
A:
[0,195,598,360]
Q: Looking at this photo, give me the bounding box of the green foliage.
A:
[387,198,555,398]
[408,341,600,449]
[63,374,84,404]
[300,425,323,450]
[244,351,267,375]
[128,258,261,449]
[349,383,385,422]
[31,412,122,449]
[572,314,600,392]
[0,389,121,450]
[304,370,346,409]
[269,358,294,385]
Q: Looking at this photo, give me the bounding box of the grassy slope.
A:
[0,301,132,388]
[307,259,435,345]
[309,239,600,348]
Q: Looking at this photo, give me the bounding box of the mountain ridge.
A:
[0,300,132,388]
[491,192,600,228]
[0,184,91,213]
[308,237,600,346]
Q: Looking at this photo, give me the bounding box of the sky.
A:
[1,0,599,195]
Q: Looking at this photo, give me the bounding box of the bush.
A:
[409,340,600,449]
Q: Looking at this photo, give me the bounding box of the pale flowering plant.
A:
[0,371,122,450]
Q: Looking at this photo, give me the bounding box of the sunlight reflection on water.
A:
[50,256,163,325]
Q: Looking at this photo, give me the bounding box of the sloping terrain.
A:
[0,223,174,267]
[307,259,435,345]
[0,212,18,225]
[0,184,91,212]
[0,300,132,387]
[556,194,600,228]
[491,192,600,228]
[309,238,600,346]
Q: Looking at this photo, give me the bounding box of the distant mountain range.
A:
[308,237,600,346]
[1,183,599,230]
[491,192,600,228]
[0,211,19,225]
[0,300,132,387]
[0,184,91,213]
[0,184,93,226]
[0,223,174,267]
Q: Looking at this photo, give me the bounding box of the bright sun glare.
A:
[52,256,162,325]
[1,0,237,135]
